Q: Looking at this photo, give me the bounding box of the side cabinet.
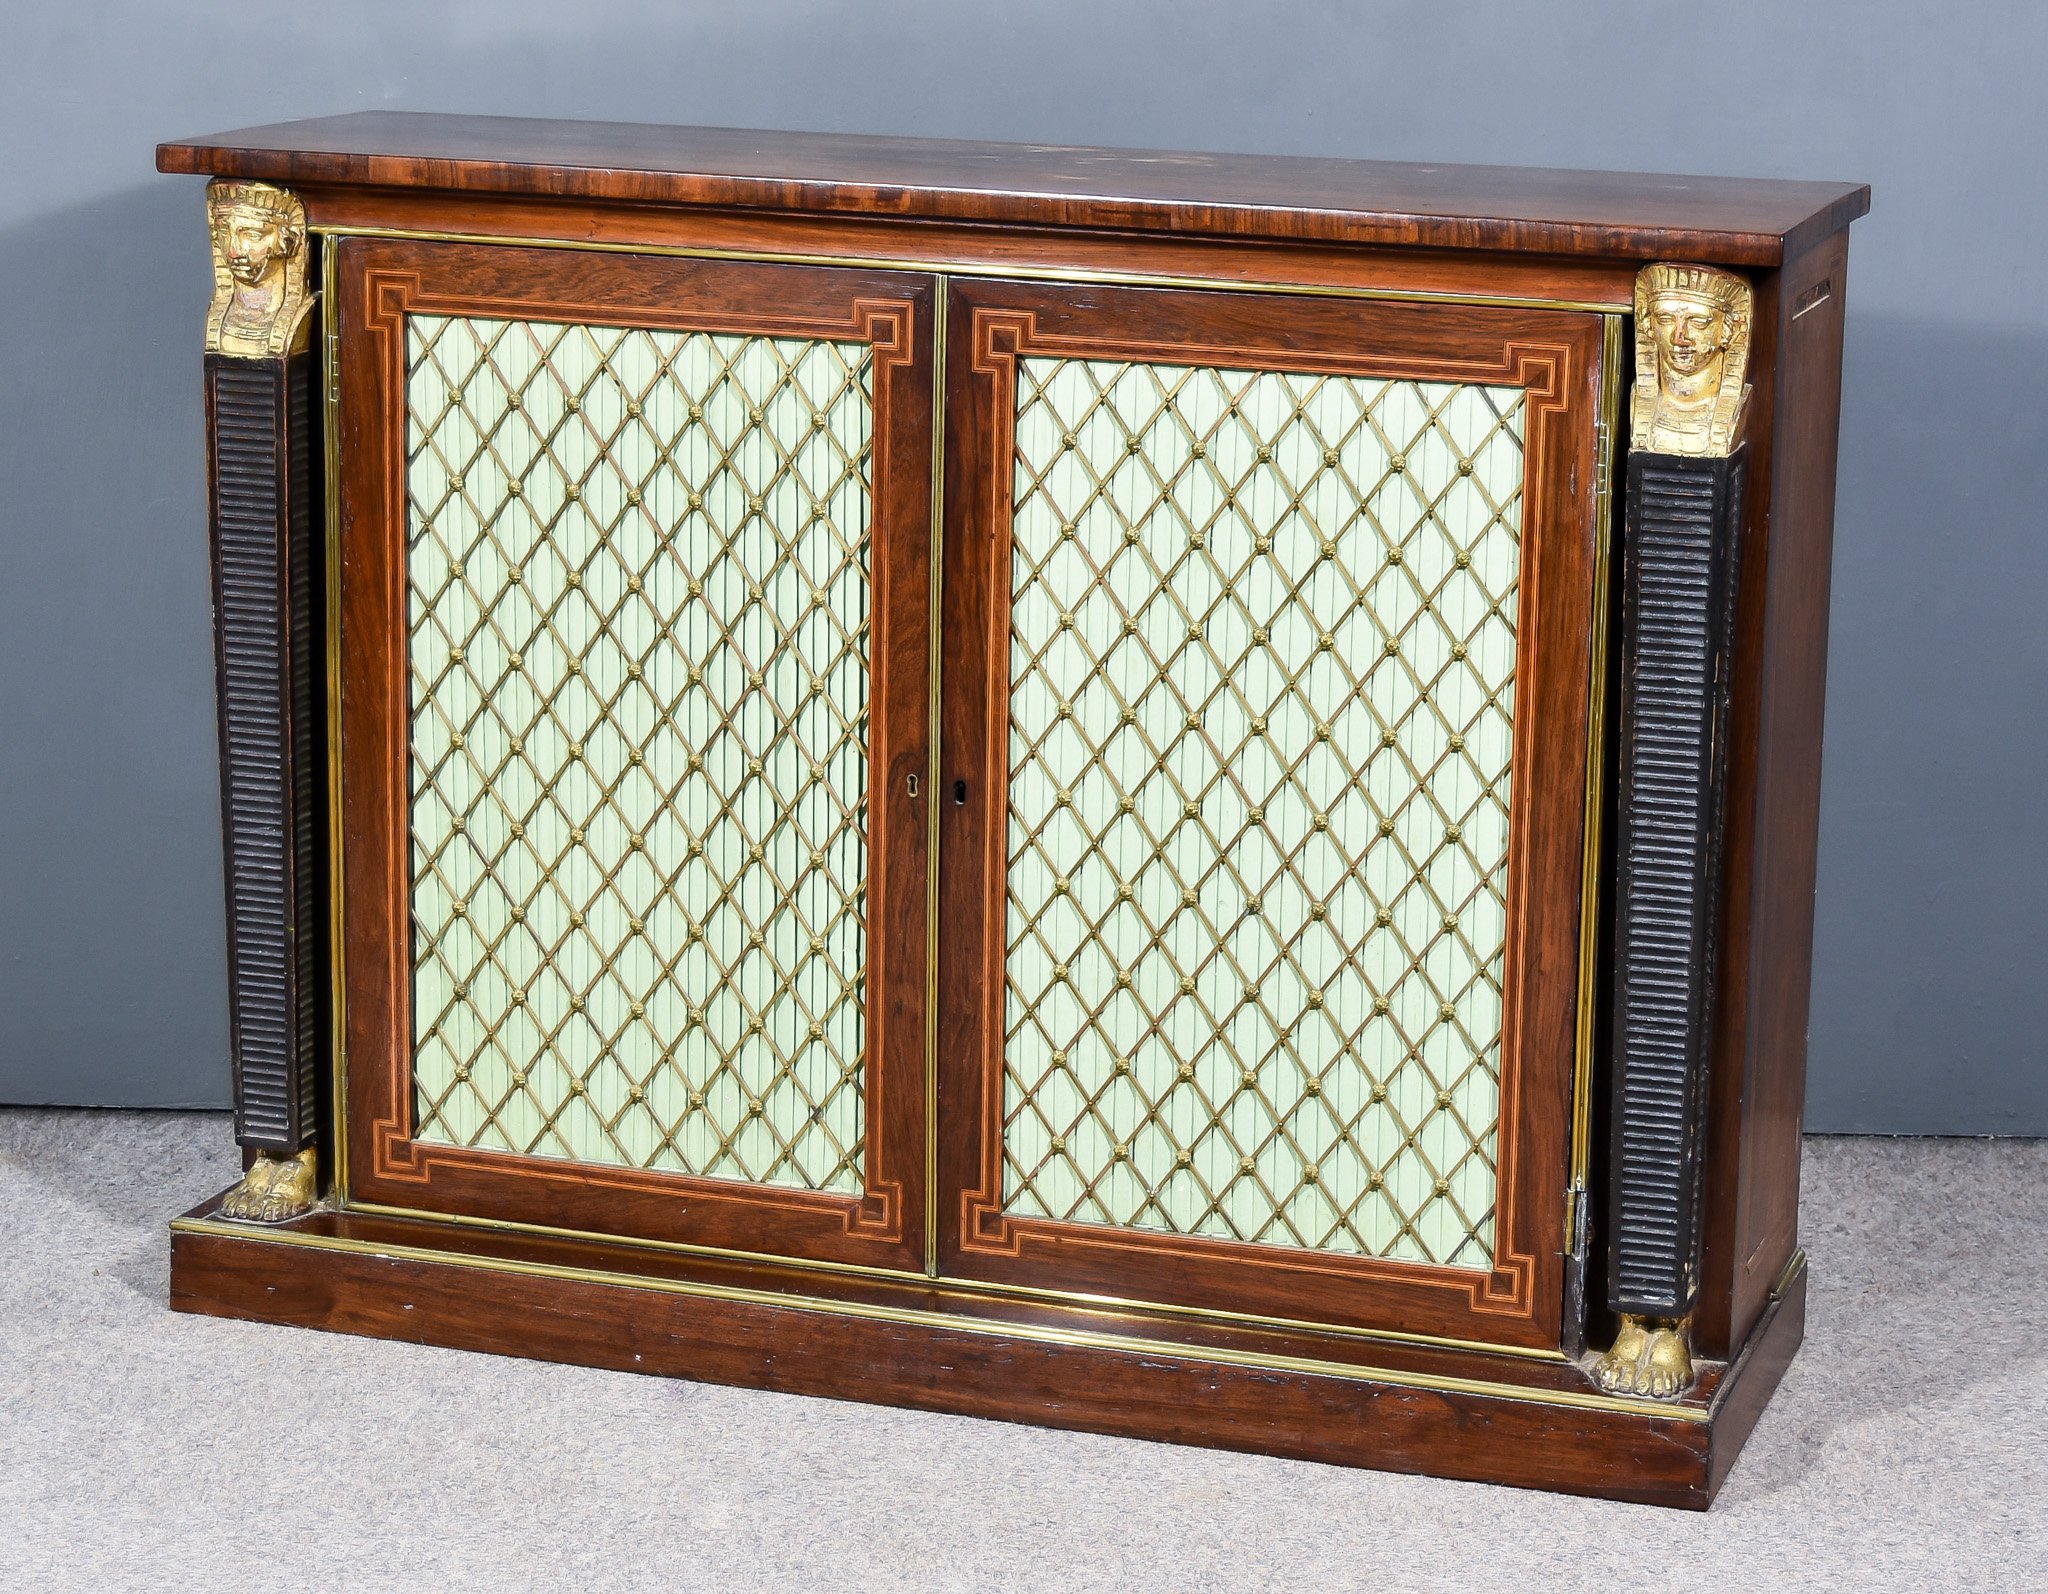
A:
[161,113,1863,1508]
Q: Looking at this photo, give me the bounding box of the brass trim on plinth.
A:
[342,1188,1578,1363]
[924,1267,1572,1363]
[1770,1247,1809,1302]
[171,1208,1694,1418]
[339,1192,1565,1361]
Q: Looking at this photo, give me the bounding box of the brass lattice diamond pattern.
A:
[406,315,873,1193]
[1002,359,1524,1268]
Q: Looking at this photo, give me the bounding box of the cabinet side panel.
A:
[1691,267,1777,1358]
[1730,232,1850,1342]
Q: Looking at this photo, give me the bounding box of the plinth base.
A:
[170,1194,1803,1509]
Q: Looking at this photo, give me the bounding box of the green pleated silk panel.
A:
[405,316,873,1194]
[1001,358,1524,1269]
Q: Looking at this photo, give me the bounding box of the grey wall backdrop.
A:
[2,1,2041,1132]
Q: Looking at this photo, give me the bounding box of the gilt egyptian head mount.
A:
[204,179,313,358]
[1630,262,1753,457]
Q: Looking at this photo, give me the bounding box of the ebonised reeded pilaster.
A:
[1606,447,1745,1319]
[200,176,322,1224]
[206,345,320,1155]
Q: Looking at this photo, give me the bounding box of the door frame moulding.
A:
[313,226,1625,1356]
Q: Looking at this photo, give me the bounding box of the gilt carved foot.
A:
[219,1148,318,1223]
[1591,1313,1693,1399]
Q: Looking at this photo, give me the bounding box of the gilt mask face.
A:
[222,205,297,287]
[1649,293,1731,390]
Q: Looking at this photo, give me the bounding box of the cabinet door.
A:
[936,279,1605,1348]
[335,238,934,1272]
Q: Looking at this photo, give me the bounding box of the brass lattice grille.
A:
[406,315,872,1193]
[1002,359,1524,1268]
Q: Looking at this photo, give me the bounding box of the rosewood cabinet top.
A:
[158,112,1867,268]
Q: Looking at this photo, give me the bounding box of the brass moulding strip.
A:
[171,1211,1694,1418]
[1567,312,1626,1207]
[339,1192,1563,1360]
[307,224,1628,315]
[924,275,949,1279]
[928,1266,1568,1362]
[1769,1246,1808,1302]
[321,236,351,1202]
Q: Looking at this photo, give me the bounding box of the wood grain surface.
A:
[169,1197,1806,1508]
[158,112,1868,267]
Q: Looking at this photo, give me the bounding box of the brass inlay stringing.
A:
[405,315,875,1191]
[1630,262,1753,457]
[1791,278,1833,322]
[219,1148,318,1223]
[1001,358,1524,1268]
[206,180,314,358]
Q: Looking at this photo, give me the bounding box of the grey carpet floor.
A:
[1,1111,2042,1593]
